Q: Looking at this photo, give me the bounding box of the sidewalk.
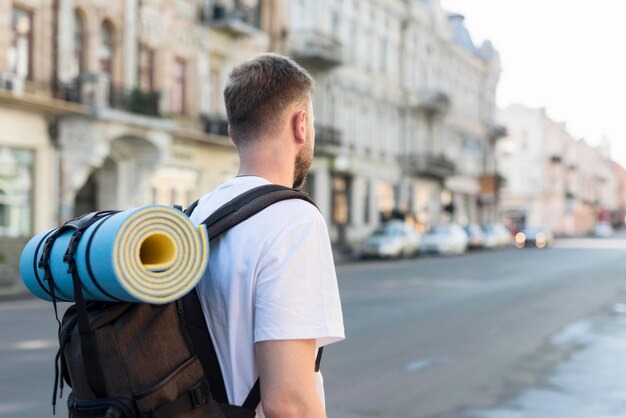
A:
[461,304,626,418]
[0,281,31,301]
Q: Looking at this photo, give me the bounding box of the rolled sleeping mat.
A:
[20,205,209,304]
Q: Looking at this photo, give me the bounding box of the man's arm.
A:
[255,339,325,418]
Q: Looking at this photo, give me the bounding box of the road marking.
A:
[403,356,449,373]
[0,338,58,351]
[553,239,626,250]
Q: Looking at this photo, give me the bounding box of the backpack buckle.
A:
[189,380,208,408]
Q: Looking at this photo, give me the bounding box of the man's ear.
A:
[292,110,307,145]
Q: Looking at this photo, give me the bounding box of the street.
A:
[2,236,626,417]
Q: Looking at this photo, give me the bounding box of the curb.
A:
[0,283,33,302]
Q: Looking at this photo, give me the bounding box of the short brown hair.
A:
[224,53,314,145]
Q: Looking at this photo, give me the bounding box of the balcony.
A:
[201,0,260,36]
[315,124,342,146]
[0,73,25,95]
[109,86,160,117]
[202,114,229,137]
[290,31,344,70]
[488,124,507,141]
[52,80,82,103]
[54,75,161,117]
[414,89,450,116]
[405,154,455,181]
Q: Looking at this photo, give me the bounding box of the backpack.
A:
[48,185,321,417]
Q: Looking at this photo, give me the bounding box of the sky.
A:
[440,0,626,166]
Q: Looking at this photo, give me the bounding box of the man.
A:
[189,53,345,417]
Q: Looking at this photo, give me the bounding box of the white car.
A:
[360,221,422,259]
[421,224,468,256]
[593,221,614,238]
[483,223,513,249]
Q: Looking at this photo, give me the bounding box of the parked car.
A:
[592,221,614,238]
[421,224,468,256]
[515,226,554,248]
[360,221,422,259]
[464,224,485,249]
[483,223,513,249]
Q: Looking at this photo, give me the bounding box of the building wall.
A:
[497,103,620,236]
[284,0,501,244]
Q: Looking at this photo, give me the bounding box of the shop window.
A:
[0,147,33,237]
[9,7,33,79]
[377,180,394,219]
[332,175,351,225]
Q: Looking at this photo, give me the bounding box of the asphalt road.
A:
[1,236,626,417]
[323,236,626,417]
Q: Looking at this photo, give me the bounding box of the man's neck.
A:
[237,152,294,188]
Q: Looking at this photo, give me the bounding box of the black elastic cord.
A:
[83,214,120,301]
[39,225,76,414]
[63,212,118,398]
[32,229,59,299]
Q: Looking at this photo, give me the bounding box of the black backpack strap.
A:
[203,185,317,241]
[183,184,317,411]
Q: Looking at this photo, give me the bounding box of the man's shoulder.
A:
[254,197,325,231]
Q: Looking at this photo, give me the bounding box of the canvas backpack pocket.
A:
[133,355,224,417]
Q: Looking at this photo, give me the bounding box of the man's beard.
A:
[293,132,313,189]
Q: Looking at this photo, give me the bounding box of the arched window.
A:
[72,10,86,77]
[99,20,114,75]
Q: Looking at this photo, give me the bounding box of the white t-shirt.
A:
[189,176,345,416]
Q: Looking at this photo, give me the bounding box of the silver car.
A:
[421,224,469,256]
[360,221,422,259]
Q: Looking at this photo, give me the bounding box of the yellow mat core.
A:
[139,233,177,271]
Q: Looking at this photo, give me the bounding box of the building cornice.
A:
[174,127,236,149]
[0,90,87,116]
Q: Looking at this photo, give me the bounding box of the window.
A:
[379,37,387,74]
[172,59,186,114]
[363,31,372,71]
[208,53,224,114]
[9,7,33,79]
[99,21,115,75]
[139,47,155,91]
[332,175,351,225]
[348,20,357,63]
[332,8,341,41]
[71,11,87,78]
[0,147,34,237]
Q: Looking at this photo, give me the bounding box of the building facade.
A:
[0,0,502,256]
[496,104,621,236]
[281,0,502,244]
[0,0,279,238]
